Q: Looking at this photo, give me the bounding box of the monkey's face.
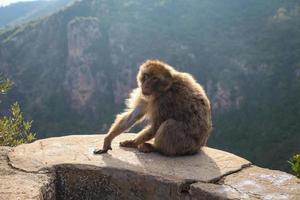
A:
[138,63,173,96]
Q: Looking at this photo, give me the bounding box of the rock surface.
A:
[191,166,300,200]
[1,134,299,200]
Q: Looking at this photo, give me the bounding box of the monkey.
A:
[94,60,212,156]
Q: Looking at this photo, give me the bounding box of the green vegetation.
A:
[289,154,300,178]
[0,77,36,146]
[0,77,11,96]
[69,16,99,25]
[0,0,71,28]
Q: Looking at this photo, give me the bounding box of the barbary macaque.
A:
[94,60,212,156]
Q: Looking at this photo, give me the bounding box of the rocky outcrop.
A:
[1,134,299,200]
[65,17,105,110]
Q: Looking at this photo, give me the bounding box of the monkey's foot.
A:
[93,147,112,154]
[137,143,155,153]
[119,140,137,148]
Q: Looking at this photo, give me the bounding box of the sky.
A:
[0,0,53,7]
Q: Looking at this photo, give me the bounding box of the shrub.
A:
[0,76,36,146]
[289,154,300,178]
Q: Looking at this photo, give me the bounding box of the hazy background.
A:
[0,0,299,173]
[0,0,53,7]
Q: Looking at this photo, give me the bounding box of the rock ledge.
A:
[0,134,299,199]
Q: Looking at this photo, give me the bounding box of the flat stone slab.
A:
[8,134,250,182]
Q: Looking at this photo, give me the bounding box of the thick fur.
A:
[94,60,212,156]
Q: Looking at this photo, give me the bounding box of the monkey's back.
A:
[151,72,212,139]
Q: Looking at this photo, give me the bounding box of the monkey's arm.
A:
[94,102,146,154]
[119,125,156,147]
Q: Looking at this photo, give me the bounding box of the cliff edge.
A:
[0,134,299,199]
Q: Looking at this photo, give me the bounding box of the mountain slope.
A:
[0,0,299,172]
[0,0,71,28]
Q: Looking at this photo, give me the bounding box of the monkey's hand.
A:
[93,147,111,154]
[93,138,112,154]
[119,139,137,148]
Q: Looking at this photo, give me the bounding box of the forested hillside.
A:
[0,0,299,172]
[0,0,71,28]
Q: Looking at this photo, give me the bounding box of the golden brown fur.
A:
[94,60,212,156]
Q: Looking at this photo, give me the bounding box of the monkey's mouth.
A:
[142,91,152,96]
[142,89,152,96]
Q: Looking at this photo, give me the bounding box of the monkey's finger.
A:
[93,148,110,154]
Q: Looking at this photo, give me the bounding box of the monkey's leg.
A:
[120,125,155,148]
[153,119,198,156]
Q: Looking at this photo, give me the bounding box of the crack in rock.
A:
[7,154,51,174]
[209,162,252,183]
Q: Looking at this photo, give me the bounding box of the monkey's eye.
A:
[143,74,150,80]
[152,77,159,81]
